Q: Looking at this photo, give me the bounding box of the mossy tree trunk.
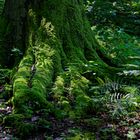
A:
[1,1,140,139]
[0,0,102,114]
[0,0,116,136]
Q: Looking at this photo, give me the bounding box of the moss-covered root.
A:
[52,66,91,119]
[12,14,64,115]
[3,114,37,139]
[12,48,35,115]
[12,44,55,115]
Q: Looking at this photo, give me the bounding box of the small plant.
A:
[90,77,140,119]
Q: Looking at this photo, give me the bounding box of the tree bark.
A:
[0,0,101,113]
[0,0,113,138]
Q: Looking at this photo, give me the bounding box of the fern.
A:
[96,79,140,118]
[101,81,132,103]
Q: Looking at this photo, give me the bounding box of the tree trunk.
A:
[1,0,99,112]
[0,0,113,138]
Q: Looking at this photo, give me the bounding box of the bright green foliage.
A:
[63,129,96,140]
[52,66,91,119]
[52,76,65,98]
[94,26,140,68]
[12,12,58,114]
[85,0,140,35]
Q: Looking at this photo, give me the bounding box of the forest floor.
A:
[0,96,140,140]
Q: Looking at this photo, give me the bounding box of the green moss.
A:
[12,49,33,114]
[3,114,24,126]
[41,0,97,63]
[3,114,37,139]
[63,128,96,140]
[4,114,37,139]
[51,66,91,119]
[52,76,65,97]
[82,117,103,128]
[12,10,65,115]
[37,118,52,129]
[17,123,37,139]
[4,0,98,131]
